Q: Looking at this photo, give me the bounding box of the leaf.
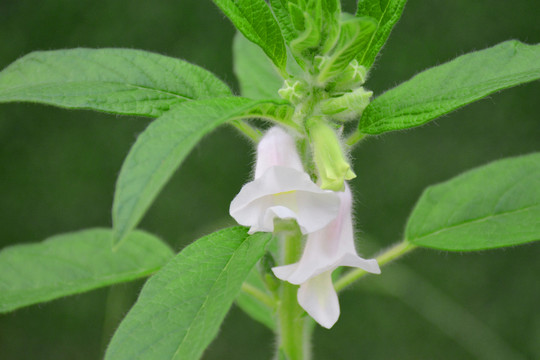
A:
[0,48,231,117]
[317,17,377,83]
[360,41,540,134]
[236,266,276,330]
[212,0,287,72]
[406,153,540,251]
[269,0,298,44]
[356,0,407,68]
[113,97,294,245]
[105,227,272,360]
[0,228,173,313]
[233,32,283,100]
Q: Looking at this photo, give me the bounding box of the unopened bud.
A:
[320,87,373,122]
[333,60,367,91]
[307,117,356,191]
[278,79,308,105]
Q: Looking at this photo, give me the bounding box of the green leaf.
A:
[0,48,231,117]
[113,97,294,245]
[356,0,407,68]
[360,41,540,134]
[317,17,377,84]
[320,0,342,53]
[233,32,283,99]
[0,228,173,313]
[105,227,272,360]
[236,266,276,330]
[289,10,322,55]
[212,0,287,73]
[406,153,540,251]
[270,0,298,44]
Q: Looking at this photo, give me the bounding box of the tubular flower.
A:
[273,184,380,328]
[229,127,340,235]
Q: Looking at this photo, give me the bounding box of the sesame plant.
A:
[0,0,539,359]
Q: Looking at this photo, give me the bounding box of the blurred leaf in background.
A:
[0,0,538,359]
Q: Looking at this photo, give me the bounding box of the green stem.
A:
[241,282,276,309]
[276,221,310,360]
[344,129,366,147]
[334,240,417,292]
[231,119,262,142]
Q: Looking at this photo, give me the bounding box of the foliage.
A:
[0,0,538,359]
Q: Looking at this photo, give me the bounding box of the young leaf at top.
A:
[0,228,173,313]
[233,32,283,100]
[212,0,287,73]
[269,0,297,44]
[113,97,294,245]
[271,0,341,67]
[317,17,377,84]
[356,0,408,68]
[105,227,272,360]
[406,153,540,251]
[0,49,231,117]
[360,41,540,135]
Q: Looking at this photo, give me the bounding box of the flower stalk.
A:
[334,241,417,292]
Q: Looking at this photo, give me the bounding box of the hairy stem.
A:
[241,282,276,309]
[276,221,310,360]
[344,129,367,147]
[230,119,262,142]
[334,240,417,292]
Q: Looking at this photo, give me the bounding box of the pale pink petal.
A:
[273,183,380,284]
[297,271,340,329]
[230,166,340,234]
[255,127,303,178]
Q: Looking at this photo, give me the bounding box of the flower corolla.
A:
[273,184,380,328]
[229,127,340,234]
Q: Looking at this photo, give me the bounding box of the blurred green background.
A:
[0,0,539,359]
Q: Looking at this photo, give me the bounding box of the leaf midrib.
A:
[357,0,392,66]
[408,204,540,241]
[0,81,191,101]
[172,233,251,359]
[0,266,163,312]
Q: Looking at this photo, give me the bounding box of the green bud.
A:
[278,79,308,105]
[332,59,367,91]
[307,117,356,191]
[314,55,329,72]
[320,87,373,122]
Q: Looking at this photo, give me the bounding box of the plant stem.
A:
[231,119,262,142]
[344,129,366,147]
[334,240,417,292]
[276,221,310,360]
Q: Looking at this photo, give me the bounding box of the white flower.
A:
[273,184,380,328]
[229,127,340,234]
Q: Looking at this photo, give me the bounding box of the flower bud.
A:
[306,117,356,191]
[332,59,367,91]
[278,79,309,105]
[319,87,373,122]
